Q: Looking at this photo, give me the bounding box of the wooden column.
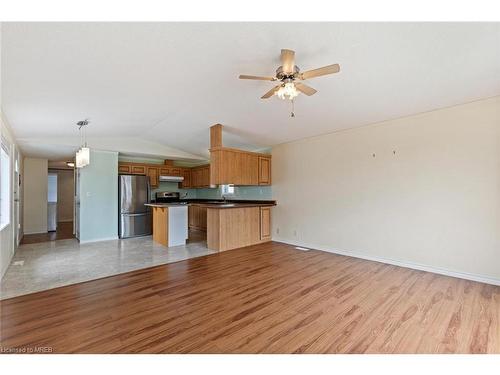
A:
[210,124,223,149]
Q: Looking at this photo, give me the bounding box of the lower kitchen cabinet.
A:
[207,205,273,252]
[188,205,207,231]
[260,207,271,241]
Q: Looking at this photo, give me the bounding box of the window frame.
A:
[0,139,11,231]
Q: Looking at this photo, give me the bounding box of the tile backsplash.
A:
[152,182,272,201]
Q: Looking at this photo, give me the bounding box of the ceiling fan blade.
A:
[261,85,281,99]
[300,64,340,80]
[281,49,295,74]
[239,74,276,81]
[295,82,317,96]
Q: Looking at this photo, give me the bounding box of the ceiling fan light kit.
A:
[275,82,299,100]
[239,49,340,116]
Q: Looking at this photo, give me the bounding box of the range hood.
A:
[159,175,184,182]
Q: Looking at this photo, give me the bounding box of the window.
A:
[0,141,11,230]
[47,173,58,203]
[221,184,234,196]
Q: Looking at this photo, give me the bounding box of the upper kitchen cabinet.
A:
[191,164,210,188]
[210,148,258,185]
[118,162,146,175]
[209,124,272,186]
[180,168,192,188]
[258,156,271,185]
[118,164,131,174]
[146,166,159,188]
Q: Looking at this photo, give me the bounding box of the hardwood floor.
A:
[20,222,74,245]
[1,241,499,354]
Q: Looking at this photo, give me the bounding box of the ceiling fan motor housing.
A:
[276,65,300,80]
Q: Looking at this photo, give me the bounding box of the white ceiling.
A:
[2,22,500,160]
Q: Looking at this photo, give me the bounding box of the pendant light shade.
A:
[75,119,91,168]
[76,147,90,168]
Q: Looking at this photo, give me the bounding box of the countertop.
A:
[147,199,276,209]
[145,203,189,208]
[189,202,276,209]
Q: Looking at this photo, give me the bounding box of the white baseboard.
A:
[273,237,500,286]
[24,230,48,235]
[79,236,118,244]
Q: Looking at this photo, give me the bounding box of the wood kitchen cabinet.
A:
[146,166,159,188]
[118,162,147,175]
[180,168,192,188]
[131,165,146,174]
[207,205,273,252]
[210,147,270,186]
[188,205,207,231]
[118,161,211,189]
[260,207,271,241]
[258,156,271,185]
[190,165,210,188]
[159,167,171,176]
[118,164,131,174]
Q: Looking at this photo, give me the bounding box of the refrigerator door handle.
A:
[121,212,149,217]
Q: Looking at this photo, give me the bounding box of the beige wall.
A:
[49,169,74,222]
[272,96,500,284]
[23,158,48,234]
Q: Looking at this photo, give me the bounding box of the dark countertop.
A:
[180,198,276,205]
[145,203,189,208]
[149,199,277,210]
[189,202,276,209]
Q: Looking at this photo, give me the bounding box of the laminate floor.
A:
[1,241,499,353]
[21,222,74,245]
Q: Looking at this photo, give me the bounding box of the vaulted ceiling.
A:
[2,22,499,160]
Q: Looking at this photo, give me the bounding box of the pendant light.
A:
[75,119,90,168]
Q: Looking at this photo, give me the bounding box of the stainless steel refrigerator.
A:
[119,175,152,238]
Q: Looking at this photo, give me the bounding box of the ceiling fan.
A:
[239,49,340,102]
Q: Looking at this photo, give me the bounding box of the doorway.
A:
[21,165,75,245]
[47,172,57,231]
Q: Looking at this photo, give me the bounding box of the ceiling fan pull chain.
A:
[291,98,295,118]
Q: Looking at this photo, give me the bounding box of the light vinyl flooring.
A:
[0,231,214,300]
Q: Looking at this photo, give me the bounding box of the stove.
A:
[155,191,187,204]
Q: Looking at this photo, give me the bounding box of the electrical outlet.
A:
[276,227,280,234]
[293,230,297,237]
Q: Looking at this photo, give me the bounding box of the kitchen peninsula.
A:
[191,201,276,251]
[145,203,188,247]
[147,124,276,251]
